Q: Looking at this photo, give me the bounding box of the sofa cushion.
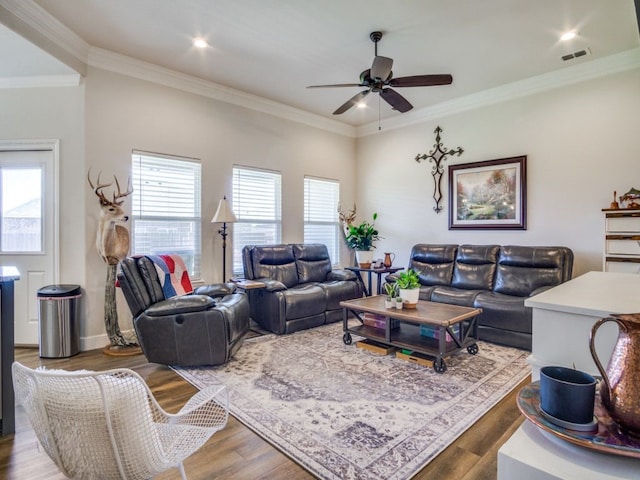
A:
[250,245,299,288]
[430,286,480,307]
[494,246,566,297]
[474,291,531,334]
[293,244,332,283]
[282,284,326,320]
[451,245,500,290]
[320,280,362,310]
[409,244,457,286]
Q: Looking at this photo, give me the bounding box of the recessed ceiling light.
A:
[560,31,577,41]
[193,38,209,48]
[356,102,367,109]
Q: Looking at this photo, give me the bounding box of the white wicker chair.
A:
[12,362,228,480]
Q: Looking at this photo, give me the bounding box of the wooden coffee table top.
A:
[340,296,481,327]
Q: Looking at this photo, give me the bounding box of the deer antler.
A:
[338,203,357,225]
[87,169,113,206]
[112,176,133,205]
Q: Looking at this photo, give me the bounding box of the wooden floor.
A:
[1,345,528,480]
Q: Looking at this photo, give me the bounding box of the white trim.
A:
[357,47,640,137]
[88,47,356,138]
[0,0,89,64]
[0,74,81,88]
[0,138,60,283]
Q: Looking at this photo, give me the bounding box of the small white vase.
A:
[384,299,394,308]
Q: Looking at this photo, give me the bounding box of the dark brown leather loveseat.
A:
[391,244,574,350]
[241,243,364,334]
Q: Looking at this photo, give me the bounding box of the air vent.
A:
[561,48,592,61]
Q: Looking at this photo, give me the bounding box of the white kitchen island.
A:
[525,270,640,381]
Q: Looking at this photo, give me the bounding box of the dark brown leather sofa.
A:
[390,244,574,350]
[241,243,364,334]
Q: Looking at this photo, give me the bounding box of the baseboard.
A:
[80,329,136,351]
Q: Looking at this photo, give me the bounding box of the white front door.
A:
[0,141,58,346]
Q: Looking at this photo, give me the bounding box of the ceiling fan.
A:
[307,31,453,115]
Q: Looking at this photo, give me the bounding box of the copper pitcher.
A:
[590,313,640,434]
[383,252,395,268]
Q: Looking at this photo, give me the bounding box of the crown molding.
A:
[0,0,89,63]
[357,47,640,137]
[88,47,356,138]
[0,73,80,88]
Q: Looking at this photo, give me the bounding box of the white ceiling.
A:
[1,0,639,127]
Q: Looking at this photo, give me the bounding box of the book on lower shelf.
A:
[363,312,399,330]
[419,324,460,342]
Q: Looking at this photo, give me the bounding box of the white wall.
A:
[84,67,357,346]
[0,84,87,330]
[356,67,640,277]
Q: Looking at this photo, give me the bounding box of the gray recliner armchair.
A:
[117,256,250,366]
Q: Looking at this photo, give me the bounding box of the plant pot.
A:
[399,288,419,308]
[355,250,374,269]
[395,299,403,309]
[384,298,394,309]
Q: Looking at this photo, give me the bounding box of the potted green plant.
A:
[395,269,420,308]
[345,213,381,268]
[395,296,403,309]
[383,282,397,308]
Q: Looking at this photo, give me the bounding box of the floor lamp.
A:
[211,196,238,282]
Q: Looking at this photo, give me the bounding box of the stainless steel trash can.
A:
[37,284,81,358]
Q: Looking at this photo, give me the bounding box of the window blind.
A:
[232,166,281,275]
[304,176,340,265]
[132,152,202,278]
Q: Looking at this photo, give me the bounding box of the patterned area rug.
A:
[174,322,530,480]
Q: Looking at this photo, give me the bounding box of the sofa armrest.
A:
[145,294,215,317]
[193,282,236,298]
[257,278,288,292]
[529,285,555,298]
[327,269,357,281]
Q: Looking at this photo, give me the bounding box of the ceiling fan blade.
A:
[307,83,365,88]
[389,74,453,87]
[371,56,393,80]
[380,88,413,113]
[333,90,370,115]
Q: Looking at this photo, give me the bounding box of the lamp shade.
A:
[211,196,238,223]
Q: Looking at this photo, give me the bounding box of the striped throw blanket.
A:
[146,254,193,298]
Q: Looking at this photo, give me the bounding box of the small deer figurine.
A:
[88,170,133,265]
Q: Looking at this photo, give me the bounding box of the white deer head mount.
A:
[88,170,133,265]
[338,203,357,237]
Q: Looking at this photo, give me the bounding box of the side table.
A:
[345,266,403,296]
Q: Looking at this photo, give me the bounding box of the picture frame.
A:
[448,156,526,230]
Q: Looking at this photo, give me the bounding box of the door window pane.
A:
[1,167,42,252]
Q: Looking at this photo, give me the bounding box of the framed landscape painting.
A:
[448,156,527,230]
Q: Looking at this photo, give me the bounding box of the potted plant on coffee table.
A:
[345,213,381,268]
[395,269,420,309]
[383,282,397,308]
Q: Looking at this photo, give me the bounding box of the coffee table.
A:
[340,296,481,373]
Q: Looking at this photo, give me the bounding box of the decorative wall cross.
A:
[415,126,464,213]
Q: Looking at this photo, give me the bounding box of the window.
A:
[132,152,202,278]
[304,176,340,265]
[232,166,281,275]
[0,166,43,253]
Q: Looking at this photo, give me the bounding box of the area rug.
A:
[173,322,530,480]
